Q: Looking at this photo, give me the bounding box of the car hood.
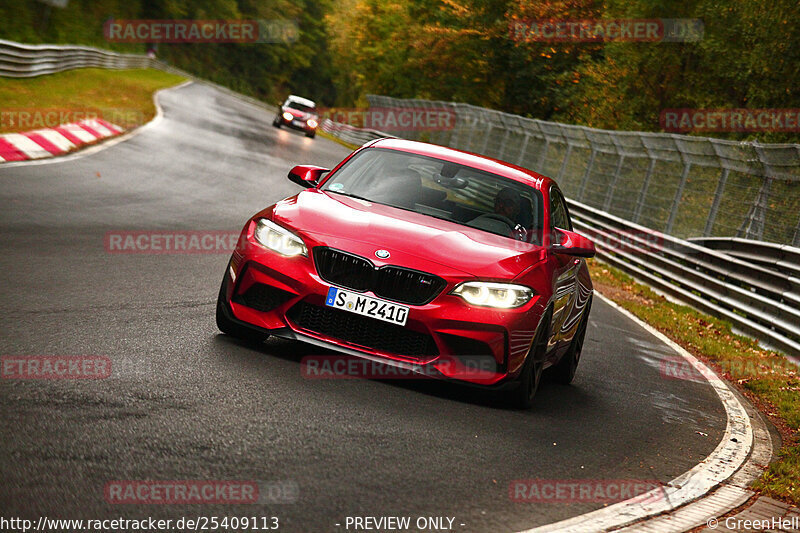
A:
[266,189,546,279]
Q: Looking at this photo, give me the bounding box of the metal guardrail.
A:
[319,118,388,147]
[688,237,800,279]
[569,200,800,359]
[0,39,278,117]
[0,39,155,77]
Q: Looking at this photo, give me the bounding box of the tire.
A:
[305,131,316,138]
[508,311,550,409]
[550,304,590,385]
[273,118,281,128]
[216,276,269,343]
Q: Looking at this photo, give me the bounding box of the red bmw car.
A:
[216,138,595,407]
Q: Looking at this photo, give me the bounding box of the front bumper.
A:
[280,115,316,133]
[223,237,543,387]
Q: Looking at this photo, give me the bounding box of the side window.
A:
[550,189,570,230]
[557,191,573,230]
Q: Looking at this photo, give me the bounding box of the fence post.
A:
[556,144,573,181]
[796,146,800,246]
[578,149,597,202]
[739,177,771,240]
[665,161,692,235]
[603,140,626,211]
[633,157,657,223]
[456,106,473,151]
[516,133,531,167]
[703,167,730,237]
[794,212,800,247]
[464,112,479,152]
[536,139,550,172]
[481,118,493,155]
[497,127,511,160]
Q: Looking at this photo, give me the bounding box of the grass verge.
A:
[317,129,360,151]
[0,68,186,134]
[587,258,800,505]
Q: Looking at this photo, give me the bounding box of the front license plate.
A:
[293,119,305,127]
[325,287,409,326]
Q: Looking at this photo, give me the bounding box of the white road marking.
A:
[59,123,98,143]
[519,293,760,533]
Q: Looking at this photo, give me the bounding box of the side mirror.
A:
[551,229,596,258]
[288,165,329,188]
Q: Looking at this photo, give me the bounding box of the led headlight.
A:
[253,219,307,257]
[451,282,533,308]
[306,118,318,128]
[282,111,293,121]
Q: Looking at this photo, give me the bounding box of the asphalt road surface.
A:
[0,82,728,532]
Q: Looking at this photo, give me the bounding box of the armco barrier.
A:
[568,200,800,358]
[319,118,387,147]
[0,39,154,77]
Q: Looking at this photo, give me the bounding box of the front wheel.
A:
[272,117,281,128]
[305,131,316,138]
[216,276,269,343]
[550,307,589,385]
[508,312,549,409]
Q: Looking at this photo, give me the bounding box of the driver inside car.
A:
[494,187,530,241]
[467,186,529,242]
[494,187,521,221]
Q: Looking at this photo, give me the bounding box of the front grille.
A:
[287,302,438,358]
[314,247,373,291]
[232,283,295,312]
[313,247,446,305]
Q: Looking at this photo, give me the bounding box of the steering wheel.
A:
[473,213,516,230]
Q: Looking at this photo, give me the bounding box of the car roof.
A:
[368,138,554,192]
[286,95,316,107]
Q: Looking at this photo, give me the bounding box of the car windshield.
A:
[322,148,543,244]
[286,101,315,113]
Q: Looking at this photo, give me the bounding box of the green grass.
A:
[587,258,800,505]
[316,129,360,151]
[0,68,186,134]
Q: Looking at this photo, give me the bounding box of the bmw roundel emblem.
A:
[375,249,390,259]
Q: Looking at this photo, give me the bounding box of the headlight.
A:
[282,111,293,121]
[306,118,318,128]
[253,219,307,257]
[451,282,533,308]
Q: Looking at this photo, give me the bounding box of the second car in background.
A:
[273,95,319,138]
